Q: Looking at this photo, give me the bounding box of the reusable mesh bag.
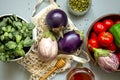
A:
[17,0,90,80]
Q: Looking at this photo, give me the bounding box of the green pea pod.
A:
[109,23,120,48]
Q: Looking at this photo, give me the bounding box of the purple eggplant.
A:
[46,9,68,37]
[93,48,119,72]
[58,30,83,53]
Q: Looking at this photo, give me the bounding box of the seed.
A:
[68,0,90,12]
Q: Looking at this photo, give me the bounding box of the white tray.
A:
[0,0,120,80]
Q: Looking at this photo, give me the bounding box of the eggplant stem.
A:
[59,31,63,38]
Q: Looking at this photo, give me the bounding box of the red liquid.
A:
[67,67,94,80]
[70,72,92,80]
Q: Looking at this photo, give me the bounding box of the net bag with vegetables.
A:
[17,0,90,80]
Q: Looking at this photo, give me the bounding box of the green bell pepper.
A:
[109,23,120,48]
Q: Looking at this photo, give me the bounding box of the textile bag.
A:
[17,0,90,80]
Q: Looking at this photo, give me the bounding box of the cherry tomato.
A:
[98,32,113,47]
[88,38,99,51]
[105,43,117,51]
[103,19,114,30]
[93,22,106,34]
[90,32,97,39]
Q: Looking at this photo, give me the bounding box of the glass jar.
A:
[66,67,95,80]
[67,0,92,16]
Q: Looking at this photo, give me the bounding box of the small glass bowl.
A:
[66,67,95,80]
[67,0,92,16]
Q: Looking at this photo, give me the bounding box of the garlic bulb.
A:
[37,31,58,61]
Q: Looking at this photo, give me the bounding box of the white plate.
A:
[0,0,120,80]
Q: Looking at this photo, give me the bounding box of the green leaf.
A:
[5,41,17,49]
[14,48,25,56]
[17,43,23,49]
[8,33,13,39]
[28,23,35,30]
[6,25,12,32]
[0,35,4,41]
[23,37,34,47]
[11,28,15,32]
[13,14,18,21]
[0,21,6,27]
[0,45,4,53]
[15,34,22,43]
[1,26,6,31]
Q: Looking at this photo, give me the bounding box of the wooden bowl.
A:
[86,14,120,71]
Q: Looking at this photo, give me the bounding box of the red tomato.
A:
[105,43,117,51]
[90,32,97,39]
[93,22,106,34]
[88,38,99,51]
[103,19,114,30]
[98,32,113,47]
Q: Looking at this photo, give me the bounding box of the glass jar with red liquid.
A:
[66,66,95,80]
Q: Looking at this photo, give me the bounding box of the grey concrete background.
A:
[0,0,120,80]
